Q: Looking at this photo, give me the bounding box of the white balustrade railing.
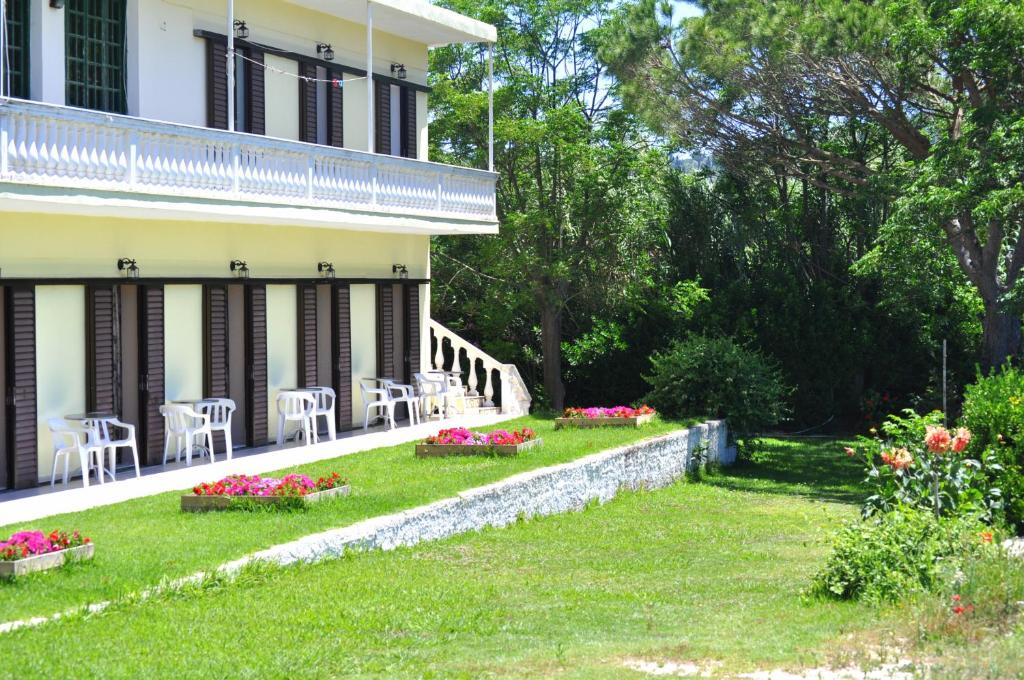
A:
[429,320,532,416]
[0,98,497,222]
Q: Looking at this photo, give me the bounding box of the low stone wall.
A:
[250,420,731,567]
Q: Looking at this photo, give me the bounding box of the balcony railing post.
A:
[128,130,138,186]
[371,162,378,206]
[0,113,8,177]
[436,170,443,212]
[306,155,314,200]
[231,143,241,196]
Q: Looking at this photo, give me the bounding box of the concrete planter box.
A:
[415,438,543,458]
[180,485,351,512]
[554,413,656,429]
[0,543,95,579]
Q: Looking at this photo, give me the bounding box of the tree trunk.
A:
[540,298,566,412]
[981,302,1023,371]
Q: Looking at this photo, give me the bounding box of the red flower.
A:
[981,531,994,544]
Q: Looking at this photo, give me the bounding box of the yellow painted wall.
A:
[350,284,377,427]
[36,286,87,483]
[164,285,204,402]
[266,285,299,438]
[265,54,301,141]
[0,213,430,280]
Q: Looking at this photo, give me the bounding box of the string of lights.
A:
[228,49,368,88]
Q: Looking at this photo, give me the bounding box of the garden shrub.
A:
[642,334,790,435]
[961,366,1024,532]
[809,507,998,603]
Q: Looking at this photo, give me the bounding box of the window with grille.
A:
[4,0,30,99]
[65,0,127,114]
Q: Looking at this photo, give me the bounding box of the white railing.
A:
[0,98,497,222]
[429,320,532,416]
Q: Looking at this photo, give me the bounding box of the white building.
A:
[0,0,523,490]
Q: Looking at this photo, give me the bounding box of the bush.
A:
[809,507,999,603]
[961,366,1024,533]
[642,334,790,434]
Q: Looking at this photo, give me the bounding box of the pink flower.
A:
[951,428,971,453]
[925,425,952,453]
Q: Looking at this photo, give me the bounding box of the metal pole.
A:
[1,0,7,99]
[487,42,494,172]
[942,338,948,426]
[227,0,235,132]
[366,1,374,153]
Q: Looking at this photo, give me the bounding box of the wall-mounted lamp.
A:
[317,261,336,279]
[230,259,250,279]
[391,63,407,80]
[317,43,335,61]
[49,0,65,8]
[117,257,140,279]
[233,20,249,39]
[392,264,409,280]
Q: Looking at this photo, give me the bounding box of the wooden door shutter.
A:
[247,49,266,136]
[138,286,165,466]
[400,86,417,159]
[246,285,268,445]
[374,79,390,154]
[376,284,394,379]
[332,284,352,430]
[87,286,121,414]
[298,62,318,144]
[204,285,229,399]
[404,284,421,383]
[297,285,318,388]
[5,286,37,489]
[327,74,344,148]
[206,39,229,130]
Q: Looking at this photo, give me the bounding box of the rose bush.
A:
[0,530,90,561]
[847,410,1002,520]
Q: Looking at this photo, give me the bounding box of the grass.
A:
[0,415,692,624]
[0,436,901,678]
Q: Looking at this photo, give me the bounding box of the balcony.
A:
[0,99,498,234]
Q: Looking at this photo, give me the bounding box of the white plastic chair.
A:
[200,398,236,461]
[91,417,141,481]
[48,419,109,488]
[432,371,467,416]
[308,387,337,441]
[415,373,446,420]
[386,381,420,426]
[160,404,214,466]
[276,391,317,446]
[360,379,396,431]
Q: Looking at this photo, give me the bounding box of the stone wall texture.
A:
[251,420,732,568]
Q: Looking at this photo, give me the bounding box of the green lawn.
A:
[0,437,914,678]
[0,415,691,624]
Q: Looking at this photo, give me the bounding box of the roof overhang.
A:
[284,0,497,46]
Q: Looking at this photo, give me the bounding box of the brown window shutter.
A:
[138,285,165,467]
[203,285,229,399]
[206,39,229,130]
[5,286,37,489]
[332,284,352,431]
[374,79,390,154]
[248,49,266,136]
[327,74,344,148]
[376,284,394,379]
[87,286,121,415]
[297,285,318,388]
[404,284,421,382]
[298,62,318,144]
[246,285,268,445]
[400,86,417,159]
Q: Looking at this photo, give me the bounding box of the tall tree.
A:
[600,0,1024,368]
[430,0,669,409]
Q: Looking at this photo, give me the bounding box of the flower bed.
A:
[555,405,656,429]
[181,472,350,512]
[415,427,541,458]
[0,530,93,578]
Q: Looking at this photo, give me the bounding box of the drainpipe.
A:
[227,0,235,132]
[488,42,494,173]
[366,1,374,153]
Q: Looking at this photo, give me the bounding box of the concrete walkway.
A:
[0,412,513,526]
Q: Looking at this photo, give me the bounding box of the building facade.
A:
[0,0,501,489]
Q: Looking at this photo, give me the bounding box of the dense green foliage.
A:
[427,0,1016,427]
[809,507,996,602]
[643,335,790,434]
[961,367,1024,531]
